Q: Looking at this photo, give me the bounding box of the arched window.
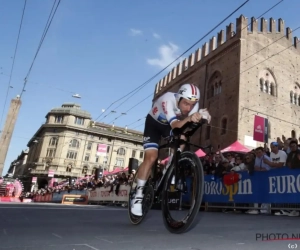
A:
[270,83,275,96]
[69,139,80,148]
[294,94,298,105]
[221,118,227,135]
[290,91,294,103]
[260,78,264,92]
[117,148,126,155]
[259,69,277,96]
[263,81,267,93]
[208,71,222,98]
[291,83,300,106]
[49,137,58,147]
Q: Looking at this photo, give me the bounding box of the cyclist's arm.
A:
[170,117,191,129]
[170,102,199,129]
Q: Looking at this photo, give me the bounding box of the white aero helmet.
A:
[176,83,200,103]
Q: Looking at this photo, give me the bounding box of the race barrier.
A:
[0,197,21,202]
[203,167,300,204]
[33,190,87,203]
[52,190,87,203]
[87,185,183,209]
[33,193,53,202]
[30,167,300,207]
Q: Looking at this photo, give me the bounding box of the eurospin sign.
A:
[204,178,252,202]
[203,167,300,203]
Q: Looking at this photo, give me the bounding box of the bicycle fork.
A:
[173,149,187,194]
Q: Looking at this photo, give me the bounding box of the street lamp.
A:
[72,94,81,98]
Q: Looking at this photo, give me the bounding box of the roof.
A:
[46,103,91,119]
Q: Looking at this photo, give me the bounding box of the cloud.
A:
[130,28,142,36]
[153,33,161,39]
[147,43,182,69]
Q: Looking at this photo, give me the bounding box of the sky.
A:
[0,0,299,175]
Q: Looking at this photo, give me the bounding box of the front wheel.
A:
[161,151,204,234]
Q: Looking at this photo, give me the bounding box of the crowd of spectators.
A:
[20,170,136,199]
[200,136,300,216]
[9,135,300,217]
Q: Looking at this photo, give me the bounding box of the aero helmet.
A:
[176,83,200,103]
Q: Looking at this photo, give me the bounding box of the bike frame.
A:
[150,120,211,198]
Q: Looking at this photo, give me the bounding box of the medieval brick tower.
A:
[152,15,300,151]
[0,96,22,176]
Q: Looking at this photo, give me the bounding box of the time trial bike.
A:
[128,119,210,234]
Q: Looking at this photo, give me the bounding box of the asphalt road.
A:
[0,203,299,250]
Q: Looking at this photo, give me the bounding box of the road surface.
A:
[0,203,298,250]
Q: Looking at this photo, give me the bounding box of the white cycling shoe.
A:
[131,197,143,216]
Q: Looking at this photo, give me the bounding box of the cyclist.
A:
[131,83,211,216]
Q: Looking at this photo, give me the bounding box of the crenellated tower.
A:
[152,15,300,150]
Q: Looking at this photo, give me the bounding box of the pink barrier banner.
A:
[0,197,21,202]
[33,193,53,202]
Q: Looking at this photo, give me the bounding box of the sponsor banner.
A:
[62,195,88,205]
[253,115,268,143]
[88,186,130,202]
[96,144,107,156]
[203,167,300,203]
[253,115,264,142]
[51,190,87,203]
[48,170,54,177]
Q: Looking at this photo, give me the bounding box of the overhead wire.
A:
[94,0,250,122]
[20,0,61,98]
[0,71,77,94]
[107,93,153,124]
[1,0,62,153]
[103,0,285,125]
[0,0,27,132]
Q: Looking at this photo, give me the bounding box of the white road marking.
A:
[117,240,134,243]
[52,233,62,238]
[1,244,99,249]
[95,236,113,243]
[84,244,100,250]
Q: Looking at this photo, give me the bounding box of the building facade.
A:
[152,15,300,150]
[23,103,143,186]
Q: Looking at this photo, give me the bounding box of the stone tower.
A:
[0,95,22,176]
[152,15,300,151]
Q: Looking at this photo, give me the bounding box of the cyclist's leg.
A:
[131,114,161,216]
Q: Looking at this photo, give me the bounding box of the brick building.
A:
[152,15,300,151]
